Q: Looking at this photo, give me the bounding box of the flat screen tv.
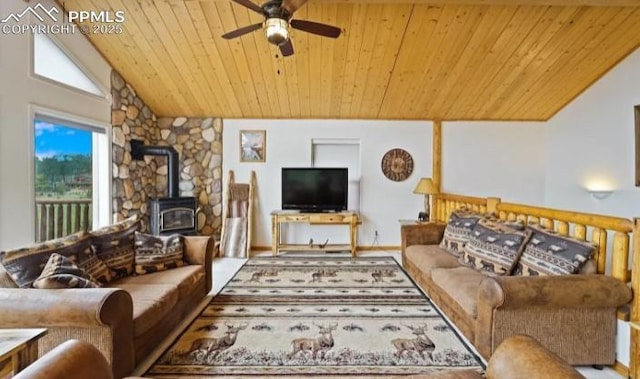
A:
[282,168,348,212]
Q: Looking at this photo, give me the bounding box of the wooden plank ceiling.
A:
[63,0,640,120]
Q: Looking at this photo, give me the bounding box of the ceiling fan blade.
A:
[231,0,264,15]
[221,23,263,39]
[290,19,341,38]
[281,0,308,14]
[279,39,294,57]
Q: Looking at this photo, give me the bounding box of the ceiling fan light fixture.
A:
[264,18,289,45]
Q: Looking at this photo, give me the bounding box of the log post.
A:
[591,228,608,274]
[557,221,569,236]
[486,197,500,214]
[612,232,630,282]
[630,218,640,379]
[431,120,442,222]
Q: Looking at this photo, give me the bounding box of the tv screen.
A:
[282,168,348,212]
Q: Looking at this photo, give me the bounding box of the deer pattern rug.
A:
[147,256,483,377]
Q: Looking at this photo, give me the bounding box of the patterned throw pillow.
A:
[0,231,92,288]
[439,210,484,257]
[33,253,100,289]
[77,251,112,284]
[134,232,185,275]
[90,215,141,280]
[486,216,525,231]
[514,225,595,276]
[459,219,531,275]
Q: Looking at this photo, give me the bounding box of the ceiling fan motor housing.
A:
[262,0,291,19]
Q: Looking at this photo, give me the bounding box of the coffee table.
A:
[0,328,47,378]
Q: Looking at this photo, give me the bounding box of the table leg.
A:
[271,215,278,257]
[18,341,38,372]
[350,216,358,257]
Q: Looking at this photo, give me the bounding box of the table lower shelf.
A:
[276,244,352,253]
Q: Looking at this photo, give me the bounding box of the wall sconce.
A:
[588,189,613,200]
[413,178,438,221]
[585,177,615,200]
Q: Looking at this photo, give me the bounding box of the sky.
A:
[35,120,91,158]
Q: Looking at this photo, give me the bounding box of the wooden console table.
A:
[271,211,359,257]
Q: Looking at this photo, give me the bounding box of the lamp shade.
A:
[264,18,289,45]
[413,178,438,195]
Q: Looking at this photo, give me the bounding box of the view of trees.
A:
[35,154,92,198]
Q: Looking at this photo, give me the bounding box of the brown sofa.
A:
[0,230,213,379]
[402,222,632,365]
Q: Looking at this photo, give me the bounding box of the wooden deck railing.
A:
[35,199,92,242]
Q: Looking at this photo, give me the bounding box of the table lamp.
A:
[413,178,438,221]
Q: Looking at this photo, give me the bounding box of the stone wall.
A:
[156,117,223,235]
[111,70,157,229]
[111,70,223,236]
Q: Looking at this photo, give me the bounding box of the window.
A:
[34,115,109,241]
[33,33,104,96]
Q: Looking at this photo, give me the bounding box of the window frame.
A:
[29,105,112,236]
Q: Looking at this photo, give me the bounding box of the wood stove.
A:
[149,197,197,235]
[131,140,198,236]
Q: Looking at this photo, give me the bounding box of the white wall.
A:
[546,49,640,219]
[545,48,640,368]
[0,0,112,250]
[442,121,547,205]
[223,119,432,248]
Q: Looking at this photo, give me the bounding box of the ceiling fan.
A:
[221,0,341,57]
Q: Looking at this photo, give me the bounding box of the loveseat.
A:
[402,211,632,366]
[0,216,214,379]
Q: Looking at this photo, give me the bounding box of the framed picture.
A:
[240,130,266,162]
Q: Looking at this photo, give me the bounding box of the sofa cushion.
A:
[459,219,531,275]
[0,231,92,288]
[114,265,205,300]
[90,216,141,281]
[404,245,462,280]
[431,267,486,318]
[134,232,185,275]
[514,225,595,276]
[33,253,100,289]
[113,283,178,337]
[439,210,484,257]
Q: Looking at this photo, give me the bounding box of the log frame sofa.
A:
[402,192,634,367]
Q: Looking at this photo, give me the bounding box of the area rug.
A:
[147,256,483,377]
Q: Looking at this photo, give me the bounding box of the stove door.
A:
[160,207,195,232]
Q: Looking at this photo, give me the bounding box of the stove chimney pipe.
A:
[130,140,180,198]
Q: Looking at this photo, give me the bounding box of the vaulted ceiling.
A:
[64,0,640,120]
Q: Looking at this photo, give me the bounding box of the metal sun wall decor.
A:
[381,148,414,182]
